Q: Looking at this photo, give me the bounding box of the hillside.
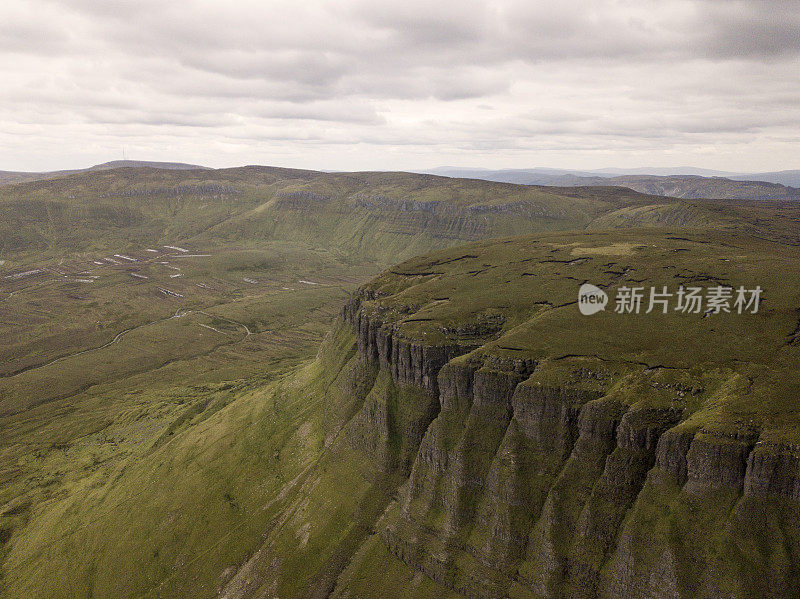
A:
[0,166,659,262]
[730,170,800,188]
[574,175,800,201]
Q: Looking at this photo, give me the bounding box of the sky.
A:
[0,0,798,173]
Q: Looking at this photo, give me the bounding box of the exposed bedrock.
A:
[684,430,758,494]
[346,294,464,397]
[342,296,470,473]
[652,427,696,485]
[743,443,800,500]
[516,396,628,597]
[564,407,681,598]
[478,382,591,570]
[337,303,800,598]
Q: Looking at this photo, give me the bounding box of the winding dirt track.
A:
[1,245,257,379]
[0,308,253,380]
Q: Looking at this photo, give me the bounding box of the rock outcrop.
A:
[336,294,800,599]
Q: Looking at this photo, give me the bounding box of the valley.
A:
[1,165,799,598]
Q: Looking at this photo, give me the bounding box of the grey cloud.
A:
[252,101,386,125]
[697,1,800,59]
[178,49,353,86]
[80,109,237,128]
[0,22,71,55]
[0,0,798,172]
[34,0,800,101]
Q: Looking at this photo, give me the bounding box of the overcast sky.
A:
[0,0,798,173]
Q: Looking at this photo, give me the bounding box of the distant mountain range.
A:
[0,160,207,185]
[2,160,798,202]
[579,174,800,201]
[428,166,800,187]
[426,167,800,200]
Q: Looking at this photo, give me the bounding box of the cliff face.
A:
[336,274,800,599]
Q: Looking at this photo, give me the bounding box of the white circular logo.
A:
[578,283,608,316]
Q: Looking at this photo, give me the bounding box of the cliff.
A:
[329,230,800,598]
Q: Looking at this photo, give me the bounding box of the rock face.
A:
[338,296,800,599]
[745,445,800,499]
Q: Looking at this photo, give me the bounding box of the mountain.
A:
[9,226,798,598]
[87,160,209,172]
[590,166,740,177]
[426,168,800,201]
[425,167,604,185]
[732,170,800,188]
[2,165,799,264]
[0,159,208,185]
[0,165,693,262]
[425,166,745,181]
[570,174,800,201]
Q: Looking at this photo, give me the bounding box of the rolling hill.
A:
[6,227,798,598]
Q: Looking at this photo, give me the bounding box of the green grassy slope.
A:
[0,241,356,598]
[0,160,208,185]
[431,168,800,201]
[205,228,798,599]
